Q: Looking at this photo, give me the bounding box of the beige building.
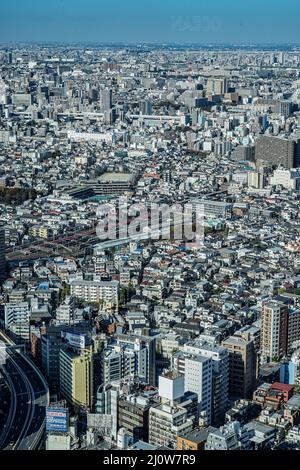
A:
[207,77,228,96]
[149,402,193,449]
[59,344,93,409]
[261,301,288,363]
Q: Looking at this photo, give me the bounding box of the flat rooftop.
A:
[98,172,133,183]
[178,427,213,443]
[162,371,183,380]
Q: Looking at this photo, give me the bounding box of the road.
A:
[0,331,49,450]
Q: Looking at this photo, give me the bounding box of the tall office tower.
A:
[59,338,93,409]
[175,339,229,426]
[261,301,288,363]
[222,335,257,399]
[287,309,300,353]
[183,356,213,423]
[255,135,300,169]
[207,77,228,96]
[276,100,293,118]
[89,88,99,102]
[232,144,255,162]
[102,334,156,386]
[41,326,62,393]
[278,51,284,64]
[96,383,119,440]
[248,170,266,189]
[104,108,116,125]
[100,88,113,112]
[4,302,30,342]
[139,100,152,115]
[0,227,6,281]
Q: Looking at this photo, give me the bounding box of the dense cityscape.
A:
[1,42,300,454]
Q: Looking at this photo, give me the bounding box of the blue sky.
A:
[0,0,299,44]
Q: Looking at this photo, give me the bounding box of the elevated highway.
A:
[0,331,49,450]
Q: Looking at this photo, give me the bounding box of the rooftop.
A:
[98,172,134,183]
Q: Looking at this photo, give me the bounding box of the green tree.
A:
[119,287,128,307]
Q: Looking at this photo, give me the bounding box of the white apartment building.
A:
[4,302,30,341]
[270,168,300,190]
[184,356,213,424]
[55,297,75,325]
[174,338,229,426]
[70,280,119,307]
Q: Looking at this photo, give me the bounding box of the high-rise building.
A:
[275,100,292,118]
[96,383,119,440]
[100,88,113,112]
[248,170,266,189]
[104,108,116,125]
[139,100,152,115]
[159,372,185,402]
[4,302,30,342]
[232,145,255,162]
[0,227,6,281]
[184,356,213,423]
[148,372,195,448]
[261,301,288,363]
[222,335,257,399]
[102,334,156,386]
[59,341,93,409]
[174,339,229,426]
[287,309,300,353]
[41,326,62,393]
[207,78,228,96]
[7,51,13,64]
[270,168,300,190]
[255,135,300,169]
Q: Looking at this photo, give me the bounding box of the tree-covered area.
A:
[0,187,37,205]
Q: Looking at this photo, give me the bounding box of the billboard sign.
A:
[46,407,69,433]
[61,330,86,349]
[65,332,86,349]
